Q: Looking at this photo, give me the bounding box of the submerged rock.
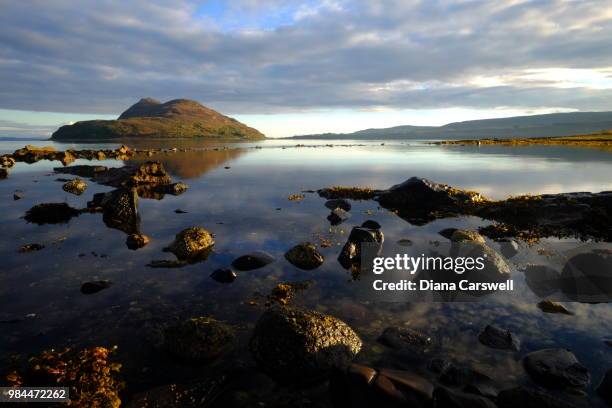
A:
[232,251,275,271]
[162,317,234,361]
[80,280,113,294]
[338,226,384,269]
[437,363,499,399]
[328,208,350,225]
[62,178,88,195]
[250,306,362,383]
[163,227,214,261]
[325,199,352,211]
[126,233,150,250]
[284,242,324,270]
[537,300,573,315]
[210,268,237,283]
[378,326,435,359]
[478,325,520,351]
[24,202,80,224]
[523,348,590,391]
[524,265,561,298]
[438,228,458,240]
[450,229,486,244]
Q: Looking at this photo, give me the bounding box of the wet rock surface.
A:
[378,326,436,359]
[284,242,325,270]
[325,198,352,211]
[478,325,520,351]
[24,202,81,224]
[231,251,275,271]
[80,280,113,294]
[250,306,362,383]
[163,227,214,261]
[13,191,23,200]
[338,226,384,269]
[537,300,573,315]
[62,178,88,195]
[89,189,140,234]
[523,348,590,391]
[162,317,234,361]
[126,233,150,250]
[361,220,381,229]
[328,207,350,225]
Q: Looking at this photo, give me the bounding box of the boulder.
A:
[0,168,7,179]
[1,155,15,168]
[378,326,436,359]
[437,364,498,399]
[478,325,520,351]
[284,242,325,270]
[232,251,275,271]
[163,227,214,261]
[338,226,384,269]
[92,161,171,188]
[523,348,590,391]
[325,199,352,211]
[24,202,80,224]
[361,220,381,230]
[89,189,140,234]
[250,306,362,383]
[328,208,350,225]
[450,229,486,244]
[62,178,88,195]
[162,317,234,361]
[498,238,519,259]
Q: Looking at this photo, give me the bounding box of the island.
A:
[51,98,265,141]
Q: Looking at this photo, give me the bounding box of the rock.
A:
[373,369,434,407]
[19,243,45,253]
[0,168,7,179]
[57,150,75,165]
[163,227,214,261]
[498,238,519,258]
[438,228,458,239]
[397,239,413,246]
[250,306,362,383]
[125,377,228,408]
[174,209,188,214]
[126,233,150,250]
[378,326,435,358]
[1,155,15,168]
[94,161,171,188]
[210,268,237,283]
[497,386,580,408]
[24,203,80,224]
[232,251,275,271]
[159,182,189,195]
[523,348,590,391]
[325,199,352,211]
[438,364,498,399]
[361,220,381,229]
[13,191,23,200]
[478,325,520,351]
[433,387,496,408]
[524,265,561,297]
[89,189,139,234]
[597,369,612,406]
[62,178,88,195]
[162,317,234,361]
[12,145,56,163]
[146,260,187,268]
[284,242,325,270]
[80,280,112,294]
[537,300,573,315]
[560,251,612,303]
[338,226,384,269]
[450,229,486,244]
[55,164,108,178]
[328,208,350,225]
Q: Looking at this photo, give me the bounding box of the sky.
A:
[1,0,612,138]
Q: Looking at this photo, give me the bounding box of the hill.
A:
[289,111,612,140]
[51,98,265,141]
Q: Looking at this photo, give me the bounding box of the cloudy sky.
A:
[1,0,612,138]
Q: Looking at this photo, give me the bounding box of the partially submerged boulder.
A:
[62,178,88,195]
[325,198,352,211]
[378,326,436,360]
[126,233,150,250]
[89,189,140,234]
[328,208,351,225]
[0,168,8,179]
[284,242,324,270]
[163,227,214,261]
[162,317,234,361]
[250,306,362,383]
[338,226,384,270]
[523,348,590,391]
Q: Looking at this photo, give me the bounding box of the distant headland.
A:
[51,98,265,141]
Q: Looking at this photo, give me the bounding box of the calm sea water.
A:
[1,138,611,405]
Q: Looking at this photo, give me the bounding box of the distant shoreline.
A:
[430,131,612,149]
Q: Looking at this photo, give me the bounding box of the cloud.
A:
[0,0,611,116]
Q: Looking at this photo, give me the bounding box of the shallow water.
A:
[1,139,611,406]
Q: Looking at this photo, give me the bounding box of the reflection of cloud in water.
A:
[128,148,247,179]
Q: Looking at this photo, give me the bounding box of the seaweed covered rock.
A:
[24,202,80,224]
[163,227,214,261]
[162,317,234,361]
[338,226,384,270]
[250,306,362,383]
[89,189,140,234]
[523,348,590,391]
[284,242,324,270]
[62,178,88,195]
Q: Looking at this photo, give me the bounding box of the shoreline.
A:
[430,131,612,149]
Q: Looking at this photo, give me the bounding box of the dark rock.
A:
[397,238,413,246]
[433,387,496,408]
[146,260,188,268]
[523,348,590,391]
[428,358,452,374]
[537,300,573,315]
[250,306,362,383]
[62,178,88,195]
[163,227,214,261]
[328,208,350,225]
[211,268,237,283]
[284,242,325,270]
[0,168,7,179]
[126,233,150,250]
[232,251,275,271]
[438,228,458,240]
[325,199,352,211]
[54,164,108,178]
[93,161,171,188]
[373,368,434,407]
[13,191,23,200]
[1,155,15,168]
[497,386,580,408]
[478,325,520,351]
[362,220,381,229]
[338,226,384,269]
[560,251,612,303]
[162,317,234,361]
[524,265,561,297]
[498,238,519,258]
[125,377,228,408]
[19,243,45,253]
[378,326,435,358]
[597,369,612,406]
[438,364,498,399]
[24,202,80,224]
[89,189,140,234]
[80,280,112,294]
[174,209,188,213]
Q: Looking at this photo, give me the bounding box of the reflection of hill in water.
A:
[129,148,246,178]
